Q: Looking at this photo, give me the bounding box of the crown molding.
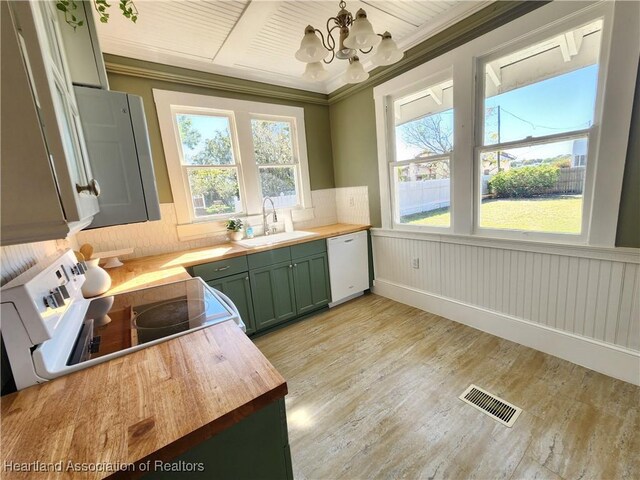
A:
[104,59,330,106]
[327,1,548,105]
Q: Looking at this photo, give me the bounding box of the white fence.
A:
[398,179,450,216]
[400,168,584,217]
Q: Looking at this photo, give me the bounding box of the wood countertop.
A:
[0,321,287,479]
[105,223,370,295]
[0,223,368,478]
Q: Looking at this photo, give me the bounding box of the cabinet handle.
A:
[344,238,354,243]
[245,276,249,281]
[215,265,231,272]
[293,263,297,267]
[76,178,101,197]
[289,264,293,269]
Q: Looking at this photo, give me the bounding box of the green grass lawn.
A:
[401,196,583,233]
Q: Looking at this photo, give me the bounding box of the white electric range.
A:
[1,249,245,391]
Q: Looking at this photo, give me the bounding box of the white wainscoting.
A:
[371,229,640,385]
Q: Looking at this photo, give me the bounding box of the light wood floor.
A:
[254,294,640,480]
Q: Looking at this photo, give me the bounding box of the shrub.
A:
[489,165,559,198]
[553,158,571,169]
[206,203,234,215]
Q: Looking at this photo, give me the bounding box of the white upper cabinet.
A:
[1,1,100,245]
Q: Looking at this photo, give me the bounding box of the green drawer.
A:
[191,256,248,281]
[291,239,326,259]
[248,247,291,270]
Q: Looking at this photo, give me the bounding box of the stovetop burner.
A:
[74,278,234,365]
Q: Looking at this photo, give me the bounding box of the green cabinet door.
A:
[207,273,256,335]
[293,252,331,316]
[250,261,297,331]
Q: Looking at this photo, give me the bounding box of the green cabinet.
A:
[145,398,293,480]
[292,253,331,316]
[192,240,332,335]
[207,272,256,335]
[250,261,297,330]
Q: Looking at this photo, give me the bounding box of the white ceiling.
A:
[96,0,491,94]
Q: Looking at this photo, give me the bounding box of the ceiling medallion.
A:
[295,0,404,84]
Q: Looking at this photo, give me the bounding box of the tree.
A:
[399,113,453,156]
[191,132,233,165]
[176,115,202,150]
[188,169,238,212]
[251,120,293,165]
[398,112,453,178]
[251,120,297,197]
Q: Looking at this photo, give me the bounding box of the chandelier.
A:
[295,1,404,84]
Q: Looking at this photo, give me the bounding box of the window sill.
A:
[372,227,640,263]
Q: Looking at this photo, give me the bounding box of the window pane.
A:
[483,20,602,145]
[259,166,297,208]
[187,168,241,217]
[394,80,454,161]
[480,137,587,234]
[251,119,294,165]
[395,160,451,227]
[176,114,235,165]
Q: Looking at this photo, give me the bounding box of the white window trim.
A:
[373,1,639,248]
[154,89,312,240]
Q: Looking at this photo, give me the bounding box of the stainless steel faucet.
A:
[262,197,278,235]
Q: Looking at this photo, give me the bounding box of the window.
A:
[251,118,299,208]
[391,76,453,228]
[477,20,602,236]
[175,113,242,218]
[374,1,638,246]
[154,90,312,239]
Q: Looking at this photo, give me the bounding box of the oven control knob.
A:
[51,289,65,306]
[55,284,70,299]
[72,262,87,276]
[43,294,60,309]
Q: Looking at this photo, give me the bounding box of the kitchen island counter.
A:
[0,320,287,479]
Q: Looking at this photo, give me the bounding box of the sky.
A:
[484,64,599,159]
[395,64,599,163]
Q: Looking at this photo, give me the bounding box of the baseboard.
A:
[372,279,640,385]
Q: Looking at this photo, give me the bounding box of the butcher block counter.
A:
[105,223,370,295]
[0,223,368,479]
[0,321,288,479]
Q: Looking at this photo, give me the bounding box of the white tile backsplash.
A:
[336,186,370,225]
[0,238,75,286]
[73,186,370,260]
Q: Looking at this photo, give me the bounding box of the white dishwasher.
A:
[327,230,369,307]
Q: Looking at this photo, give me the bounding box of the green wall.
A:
[330,88,381,227]
[104,55,334,203]
[615,61,640,248]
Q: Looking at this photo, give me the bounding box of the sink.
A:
[236,231,318,248]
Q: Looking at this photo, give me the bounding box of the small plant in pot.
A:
[225,218,244,241]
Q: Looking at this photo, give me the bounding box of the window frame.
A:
[172,108,246,221]
[472,14,607,244]
[386,68,455,234]
[249,114,303,209]
[154,90,312,240]
[373,1,638,247]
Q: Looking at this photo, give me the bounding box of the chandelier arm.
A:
[323,50,336,64]
[326,24,342,51]
[313,28,331,53]
[359,46,374,54]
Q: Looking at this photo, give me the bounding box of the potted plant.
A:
[225,218,244,241]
